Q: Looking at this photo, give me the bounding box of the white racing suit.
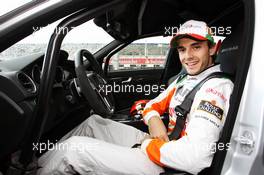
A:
[37,64,233,175]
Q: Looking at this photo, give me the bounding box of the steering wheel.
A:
[74,49,115,117]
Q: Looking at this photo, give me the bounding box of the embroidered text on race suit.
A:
[205,88,227,103]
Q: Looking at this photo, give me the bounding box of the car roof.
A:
[94,0,243,41]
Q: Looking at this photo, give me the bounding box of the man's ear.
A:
[209,40,221,56]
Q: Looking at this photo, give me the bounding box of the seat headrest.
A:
[216,24,242,76]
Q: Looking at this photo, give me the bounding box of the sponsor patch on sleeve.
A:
[197,100,224,120]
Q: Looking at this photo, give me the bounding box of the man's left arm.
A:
[141,78,234,174]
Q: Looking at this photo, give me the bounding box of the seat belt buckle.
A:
[174,106,187,120]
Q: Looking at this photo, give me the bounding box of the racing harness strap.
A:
[168,72,232,140]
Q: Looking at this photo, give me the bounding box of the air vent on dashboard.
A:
[17,72,37,94]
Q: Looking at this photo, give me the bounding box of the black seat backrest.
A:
[216,25,241,77]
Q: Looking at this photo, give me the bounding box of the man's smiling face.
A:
[177,38,215,75]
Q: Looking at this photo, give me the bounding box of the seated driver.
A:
[37,20,233,175]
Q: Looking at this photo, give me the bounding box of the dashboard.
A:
[0,50,75,102]
[0,50,79,157]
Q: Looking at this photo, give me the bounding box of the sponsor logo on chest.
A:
[197,100,224,120]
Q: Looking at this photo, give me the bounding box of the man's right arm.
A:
[148,116,169,142]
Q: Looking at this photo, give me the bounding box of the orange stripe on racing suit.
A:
[146,139,166,166]
[142,87,176,124]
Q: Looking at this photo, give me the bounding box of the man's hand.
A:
[148,116,169,142]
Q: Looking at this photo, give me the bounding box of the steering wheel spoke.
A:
[74,49,115,117]
[95,88,114,113]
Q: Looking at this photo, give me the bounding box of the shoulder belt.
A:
[168,72,232,140]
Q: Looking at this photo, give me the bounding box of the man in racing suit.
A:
[37,20,234,175]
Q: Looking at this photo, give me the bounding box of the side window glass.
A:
[108,36,170,72]
[62,20,114,60]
